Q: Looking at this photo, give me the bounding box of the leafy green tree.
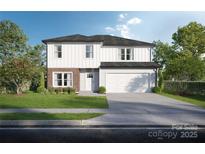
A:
[26,44,46,67]
[0,57,37,94]
[28,44,46,91]
[0,20,27,64]
[154,22,205,81]
[153,40,176,68]
[0,20,45,94]
[165,55,205,81]
[172,22,205,56]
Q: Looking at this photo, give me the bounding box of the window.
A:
[86,45,93,58]
[120,49,125,60]
[54,73,62,86]
[119,48,134,60]
[87,73,93,78]
[126,49,134,60]
[55,45,62,58]
[53,72,72,87]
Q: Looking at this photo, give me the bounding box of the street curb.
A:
[0,120,205,128]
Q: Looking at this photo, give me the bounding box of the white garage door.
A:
[106,73,150,93]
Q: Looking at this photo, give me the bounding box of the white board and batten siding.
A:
[99,69,156,93]
[47,43,152,68]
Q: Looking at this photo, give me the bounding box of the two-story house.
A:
[42,34,160,93]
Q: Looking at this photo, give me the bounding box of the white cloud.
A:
[104,14,142,39]
[105,26,115,32]
[118,13,127,21]
[116,24,130,38]
[127,17,142,25]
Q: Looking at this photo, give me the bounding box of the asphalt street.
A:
[0,126,205,143]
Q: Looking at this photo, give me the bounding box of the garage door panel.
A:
[106,73,150,93]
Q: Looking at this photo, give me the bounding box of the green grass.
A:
[0,93,108,108]
[160,92,205,108]
[0,113,104,120]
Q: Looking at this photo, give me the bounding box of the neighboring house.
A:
[42,34,160,93]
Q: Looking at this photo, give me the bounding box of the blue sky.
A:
[0,11,205,45]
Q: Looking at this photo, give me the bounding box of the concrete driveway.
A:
[84,93,205,126]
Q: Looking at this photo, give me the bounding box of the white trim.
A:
[52,71,73,88]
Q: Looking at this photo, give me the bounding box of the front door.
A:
[86,73,94,91]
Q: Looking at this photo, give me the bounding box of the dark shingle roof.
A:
[42,34,154,47]
[100,62,161,68]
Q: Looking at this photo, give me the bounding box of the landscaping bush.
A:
[54,88,63,94]
[152,87,161,93]
[164,81,205,96]
[98,86,106,94]
[68,87,76,95]
[0,87,7,94]
[48,88,56,94]
[36,72,46,94]
[62,88,75,94]
[23,90,34,94]
[62,88,69,94]
[36,86,45,93]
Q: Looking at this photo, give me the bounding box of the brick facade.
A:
[47,68,80,91]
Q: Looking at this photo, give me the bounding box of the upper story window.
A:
[54,45,62,58]
[86,45,93,58]
[119,48,134,60]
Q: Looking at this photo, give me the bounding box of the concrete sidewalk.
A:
[0,108,107,113]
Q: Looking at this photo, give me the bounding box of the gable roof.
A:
[42,34,154,47]
[100,62,161,68]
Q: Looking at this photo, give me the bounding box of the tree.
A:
[26,44,46,67]
[153,40,176,68]
[0,20,45,94]
[27,44,46,91]
[172,22,205,56]
[0,57,37,94]
[154,22,205,81]
[0,20,27,64]
[165,55,205,81]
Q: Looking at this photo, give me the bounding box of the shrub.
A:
[36,86,45,94]
[37,72,46,94]
[48,88,56,94]
[152,87,161,93]
[98,86,106,94]
[23,90,34,94]
[68,87,76,94]
[164,81,205,96]
[0,87,7,94]
[43,89,49,95]
[62,88,68,94]
[54,88,62,94]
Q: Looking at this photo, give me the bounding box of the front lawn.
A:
[0,113,104,120]
[160,92,205,108]
[0,93,108,108]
